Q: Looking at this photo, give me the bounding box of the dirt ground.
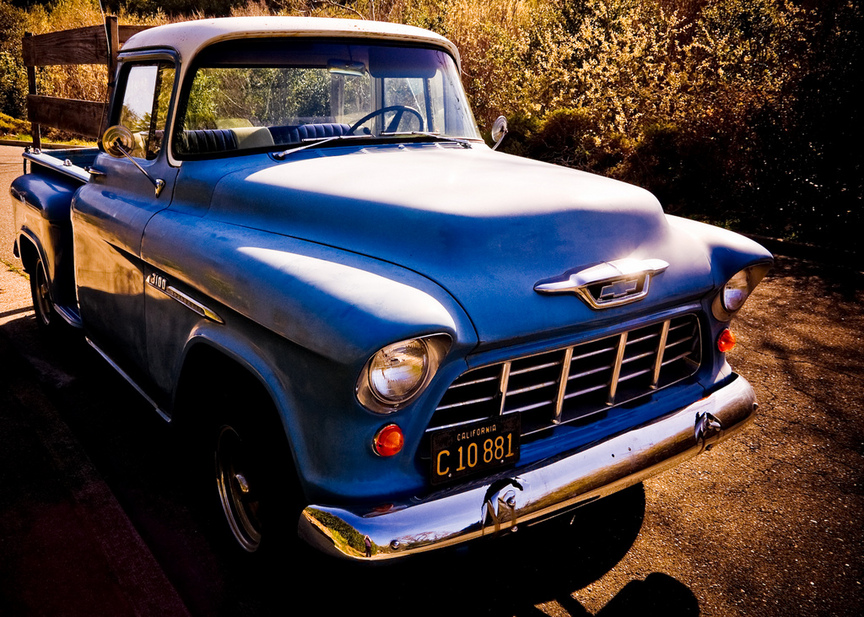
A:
[1,142,863,615]
[562,257,864,616]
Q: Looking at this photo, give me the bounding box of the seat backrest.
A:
[270,123,351,146]
[231,126,275,149]
[176,129,239,155]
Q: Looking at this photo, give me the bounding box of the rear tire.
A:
[30,255,58,331]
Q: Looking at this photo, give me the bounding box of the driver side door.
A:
[72,58,178,379]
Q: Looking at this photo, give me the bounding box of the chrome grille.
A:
[428,315,701,439]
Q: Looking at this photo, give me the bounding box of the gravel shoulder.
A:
[566,257,864,616]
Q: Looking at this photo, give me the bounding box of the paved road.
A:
[0,145,26,266]
[1,145,862,615]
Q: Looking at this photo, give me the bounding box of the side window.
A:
[118,63,175,160]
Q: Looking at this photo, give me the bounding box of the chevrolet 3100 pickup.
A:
[10,16,772,559]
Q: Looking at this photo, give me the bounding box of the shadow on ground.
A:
[219,483,697,617]
[0,309,703,616]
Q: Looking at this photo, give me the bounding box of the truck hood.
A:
[207,145,715,345]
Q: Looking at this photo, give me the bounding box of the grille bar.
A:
[650,319,671,388]
[427,314,702,439]
[497,362,511,417]
[607,333,628,405]
[553,347,573,424]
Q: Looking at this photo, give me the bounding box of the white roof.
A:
[122,16,460,67]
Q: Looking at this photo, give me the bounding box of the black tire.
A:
[207,388,299,555]
[175,357,302,557]
[29,255,59,332]
[214,421,267,552]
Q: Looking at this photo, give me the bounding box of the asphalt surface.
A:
[1,144,862,616]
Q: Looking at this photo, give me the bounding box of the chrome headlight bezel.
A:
[356,334,452,414]
[712,261,772,322]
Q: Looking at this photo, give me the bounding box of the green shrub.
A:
[0,110,29,135]
[0,0,26,119]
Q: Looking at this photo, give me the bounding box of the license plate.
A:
[430,415,520,485]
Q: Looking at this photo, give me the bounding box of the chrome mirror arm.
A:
[101,125,166,197]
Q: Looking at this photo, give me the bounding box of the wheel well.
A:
[173,344,300,481]
[17,236,38,274]
[175,344,278,430]
[173,344,307,546]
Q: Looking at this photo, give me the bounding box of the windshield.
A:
[173,39,480,158]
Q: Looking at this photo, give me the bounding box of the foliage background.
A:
[0,0,860,252]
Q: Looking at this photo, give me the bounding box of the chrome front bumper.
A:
[298,374,757,561]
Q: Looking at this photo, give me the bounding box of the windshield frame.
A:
[170,37,482,161]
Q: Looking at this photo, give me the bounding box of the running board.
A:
[54,303,83,329]
[85,337,172,423]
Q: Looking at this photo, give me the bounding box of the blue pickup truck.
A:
[10,16,772,560]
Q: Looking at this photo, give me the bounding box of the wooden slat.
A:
[119,25,151,44]
[23,25,109,66]
[22,23,152,67]
[25,33,41,148]
[27,95,105,138]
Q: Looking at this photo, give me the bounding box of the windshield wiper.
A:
[379,131,474,148]
[273,134,372,159]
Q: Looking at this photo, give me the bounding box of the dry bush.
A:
[24,0,167,105]
[4,0,854,247]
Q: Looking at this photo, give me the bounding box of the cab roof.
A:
[121,16,461,67]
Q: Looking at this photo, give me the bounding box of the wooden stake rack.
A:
[23,16,151,148]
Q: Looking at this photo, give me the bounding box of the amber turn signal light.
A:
[373,424,404,457]
[717,328,736,353]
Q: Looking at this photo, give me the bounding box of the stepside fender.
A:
[10,173,81,312]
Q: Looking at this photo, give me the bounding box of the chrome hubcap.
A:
[215,425,263,552]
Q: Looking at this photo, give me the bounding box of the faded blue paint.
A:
[9,20,773,529]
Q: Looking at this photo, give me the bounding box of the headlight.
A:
[369,339,429,404]
[712,261,772,321]
[357,335,451,413]
[722,270,751,313]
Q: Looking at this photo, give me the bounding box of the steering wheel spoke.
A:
[348,105,424,135]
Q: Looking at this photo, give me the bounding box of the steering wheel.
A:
[348,105,424,135]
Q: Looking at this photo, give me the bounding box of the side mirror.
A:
[491,116,508,151]
[102,125,136,158]
[101,125,165,197]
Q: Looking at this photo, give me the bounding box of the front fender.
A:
[142,209,478,501]
[142,208,477,362]
[666,215,774,288]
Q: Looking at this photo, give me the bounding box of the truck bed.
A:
[10,147,97,327]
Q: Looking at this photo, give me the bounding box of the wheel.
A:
[177,359,302,556]
[206,399,299,555]
[215,423,265,552]
[348,105,424,135]
[30,255,58,331]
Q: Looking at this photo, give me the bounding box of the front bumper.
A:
[298,374,757,560]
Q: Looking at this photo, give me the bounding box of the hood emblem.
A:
[534,258,669,309]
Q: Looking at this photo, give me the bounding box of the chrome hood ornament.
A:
[534,258,669,309]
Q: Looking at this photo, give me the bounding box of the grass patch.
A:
[2,259,28,278]
[0,111,29,136]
